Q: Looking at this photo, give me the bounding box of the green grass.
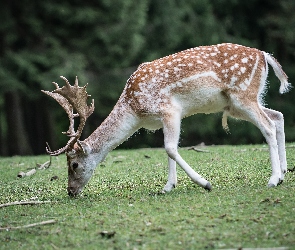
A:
[1,144,295,249]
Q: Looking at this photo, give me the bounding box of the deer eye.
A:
[72,162,79,169]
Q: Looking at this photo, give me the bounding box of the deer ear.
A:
[77,140,91,155]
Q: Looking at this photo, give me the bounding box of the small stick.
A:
[17,168,36,178]
[0,219,56,231]
[36,160,51,170]
[188,147,210,153]
[0,200,51,208]
[18,152,52,177]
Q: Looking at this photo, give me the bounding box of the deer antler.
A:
[41,76,94,155]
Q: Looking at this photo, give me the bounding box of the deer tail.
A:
[264,52,291,94]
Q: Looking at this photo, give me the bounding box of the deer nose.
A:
[67,187,77,197]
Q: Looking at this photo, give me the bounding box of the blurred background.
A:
[0,0,294,156]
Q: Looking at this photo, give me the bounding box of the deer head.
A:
[42,76,95,196]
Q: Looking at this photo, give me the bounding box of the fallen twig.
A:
[17,154,52,178]
[188,147,210,153]
[37,147,52,169]
[0,219,56,231]
[37,160,51,170]
[100,230,116,238]
[0,200,51,208]
[17,169,36,178]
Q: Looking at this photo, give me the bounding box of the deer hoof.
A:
[267,183,276,188]
[204,182,212,192]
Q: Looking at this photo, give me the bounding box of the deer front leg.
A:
[163,157,177,192]
[162,111,212,191]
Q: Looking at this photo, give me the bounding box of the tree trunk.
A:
[0,109,7,155]
[31,99,57,154]
[4,91,33,155]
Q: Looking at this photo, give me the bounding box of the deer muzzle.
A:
[67,186,82,197]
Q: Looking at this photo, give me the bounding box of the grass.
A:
[0,144,295,249]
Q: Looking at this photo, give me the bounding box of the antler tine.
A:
[75,76,79,87]
[45,137,77,156]
[52,81,59,89]
[60,76,71,87]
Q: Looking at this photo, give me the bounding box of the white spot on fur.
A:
[230,76,238,86]
[241,57,248,63]
[239,83,247,90]
[247,54,259,84]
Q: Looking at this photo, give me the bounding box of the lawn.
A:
[0,144,295,249]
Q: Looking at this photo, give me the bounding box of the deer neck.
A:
[84,101,139,159]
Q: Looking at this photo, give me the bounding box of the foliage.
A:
[0,0,294,155]
[1,145,295,249]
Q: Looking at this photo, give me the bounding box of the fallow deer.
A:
[42,43,291,196]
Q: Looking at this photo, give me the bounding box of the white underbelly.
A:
[139,87,228,130]
[177,88,228,118]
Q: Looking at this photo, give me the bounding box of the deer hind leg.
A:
[162,111,212,191]
[163,156,177,192]
[229,100,281,187]
[262,107,287,182]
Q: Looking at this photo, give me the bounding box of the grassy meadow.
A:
[0,144,295,249]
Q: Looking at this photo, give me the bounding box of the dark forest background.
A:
[1,0,295,156]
